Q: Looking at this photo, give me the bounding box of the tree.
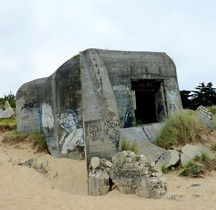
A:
[191,82,216,109]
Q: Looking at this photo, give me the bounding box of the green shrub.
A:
[156,109,208,149]
[121,140,138,154]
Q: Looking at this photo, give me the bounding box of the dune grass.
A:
[207,105,216,129]
[156,109,208,149]
[208,105,216,115]
[121,140,139,154]
[2,130,48,153]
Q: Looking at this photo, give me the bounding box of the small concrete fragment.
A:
[90,157,100,170]
[100,158,113,168]
[156,149,180,169]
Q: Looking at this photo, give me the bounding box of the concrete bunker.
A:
[16,48,182,163]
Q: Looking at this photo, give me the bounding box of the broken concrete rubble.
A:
[88,151,167,198]
[88,157,112,196]
[120,126,166,162]
[119,127,181,169]
[87,143,215,198]
[109,151,167,198]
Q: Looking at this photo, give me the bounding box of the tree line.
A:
[180,82,216,109]
[0,91,16,108]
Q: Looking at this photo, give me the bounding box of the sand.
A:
[1,136,216,210]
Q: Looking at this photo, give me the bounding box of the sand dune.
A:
[1,138,216,210]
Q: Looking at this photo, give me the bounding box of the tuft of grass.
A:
[179,161,202,177]
[72,54,80,59]
[121,140,138,154]
[208,106,216,129]
[2,130,28,143]
[161,165,169,174]
[210,143,216,151]
[156,109,208,149]
[136,119,144,125]
[193,152,209,162]
[0,118,16,125]
[29,132,48,153]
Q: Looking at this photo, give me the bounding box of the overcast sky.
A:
[0,0,215,97]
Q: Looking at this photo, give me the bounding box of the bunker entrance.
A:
[132,79,162,124]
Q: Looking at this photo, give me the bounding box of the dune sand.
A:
[1,136,216,210]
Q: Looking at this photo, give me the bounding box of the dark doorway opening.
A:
[132,79,162,124]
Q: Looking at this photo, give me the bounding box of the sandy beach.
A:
[1,135,216,210]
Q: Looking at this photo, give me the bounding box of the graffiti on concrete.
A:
[105,121,120,148]
[166,83,178,115]
[113,84,131,97]
[41,103,54,129]
[113,85,130,92]
[22,101,39,111]
[57,109,84,155]
[88,120,120,149]
[123,109,134,128]
[157,100,165,121]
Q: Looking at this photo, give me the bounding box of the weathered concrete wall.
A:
[80,49,120,164]
[16,57,84,158]
[96,49,182,126]
[16,48,182,162]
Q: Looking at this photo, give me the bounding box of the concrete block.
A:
[180,144,211,166]
[88,173,110,196]
[156,149,180,168]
